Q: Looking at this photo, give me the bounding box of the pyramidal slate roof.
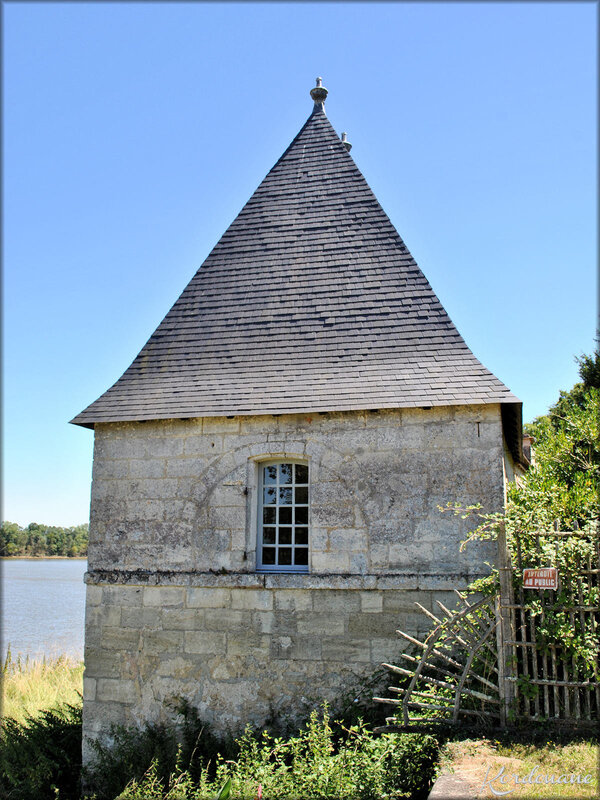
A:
[72,80,521,436]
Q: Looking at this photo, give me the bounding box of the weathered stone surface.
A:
[83,406,509,760]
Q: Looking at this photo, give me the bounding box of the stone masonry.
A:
[83,405,511,755]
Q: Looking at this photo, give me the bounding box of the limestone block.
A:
[185,631,226,655]
[312,591,360,614]
[146,438,185,458]
[184,436,224,455]
[143,587,185,607]
[209,505,245,530]
[123,499,164,522]
[360,592,383,613]
[347,612,400,638]
[96,678,136,704]
[103,586,143,607]
[202,417,241,434]
[141,629,184,655]
[101,627,140,651]
[321,639,372,663]
[296,613,345,636]
[253,610,298,635]
[231,589,273,611]
[186,588,232,608]
[311,552,350,573]
[274,590,313,612]
[166,458,209,478]
[83,648,120,678]
[86,585,103,607]
[156,656,200,680]
[329,527,368,552]
[226,632,270,658]
[161,608,201,631]
[129,459,166,479]
[121,607,162,629]
[203,608,250,631]
[269,635,322,660]
[94,460,130,479]
[83,677,97,702]
[86,605,121,630]
[382,590,432,613]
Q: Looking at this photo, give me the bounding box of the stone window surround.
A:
[256,458,310,573]
[247,451,310,574]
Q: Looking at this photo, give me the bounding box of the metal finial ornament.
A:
[310,76,328,106]
[341,132,352,152]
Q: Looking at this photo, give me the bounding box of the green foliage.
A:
[85,700,231,800]
[113,707,439,800]
[0,702,82,800]
[442,350,600,675]
[0,521,88,557]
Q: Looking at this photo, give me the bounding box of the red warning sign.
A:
[523,568,558,589]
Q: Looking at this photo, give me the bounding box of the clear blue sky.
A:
[3,2,597,527]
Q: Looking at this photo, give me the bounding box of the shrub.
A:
[113,706,439,800]
[0,702,82,800]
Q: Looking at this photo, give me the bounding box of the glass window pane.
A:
[295,527,308,545]
[263,527,276,545]
[279,463,293,485]
[263,486,277,505]
[279,527,292,545]
[262,547,276,565]
[295,487,308,504]
[279,507,292,525]
[278,548,292,565]
[264,465,278,485]
[295,464,309,484]
[294,507,308,524]
[294,548,308,565]
[263,507,276,525]
[279,487,292,505]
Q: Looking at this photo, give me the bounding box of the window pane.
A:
[295,487,308,504]
[263,507,276,524]
[279,463,293,485]
[294,507,308,524]
[262,547,276,565]
[264,465,278,485]
[295,464,308,484]
[295,527,308,545]
[294,548,308,565]
[279,548,292,565]
[279,527,292,545]
[279,507,292,525]
[263,527,276,545]
[264,486,277,505]
[279,487,292,505]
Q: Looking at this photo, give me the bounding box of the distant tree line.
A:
[0,521,88,557]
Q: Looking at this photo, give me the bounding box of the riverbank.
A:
[0,556,87,560]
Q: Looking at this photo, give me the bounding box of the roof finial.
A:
[310,76,328,109]
[341,132,352,152]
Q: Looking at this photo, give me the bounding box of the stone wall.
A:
[83,405,508,759]
[89,405,505,576]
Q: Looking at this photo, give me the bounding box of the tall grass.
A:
[1,648,83,723]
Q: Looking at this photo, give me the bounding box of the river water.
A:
[2,559,87,661]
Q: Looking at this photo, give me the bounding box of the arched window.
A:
[257,460,309,572]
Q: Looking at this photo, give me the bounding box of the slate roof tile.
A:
[72,91,520,428]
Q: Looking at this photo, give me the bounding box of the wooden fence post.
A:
[496,521,516,725]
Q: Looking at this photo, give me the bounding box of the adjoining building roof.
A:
[72,79,521,444]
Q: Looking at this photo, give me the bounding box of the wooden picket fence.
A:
[376,523,599,728]
[497,524,599,725]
